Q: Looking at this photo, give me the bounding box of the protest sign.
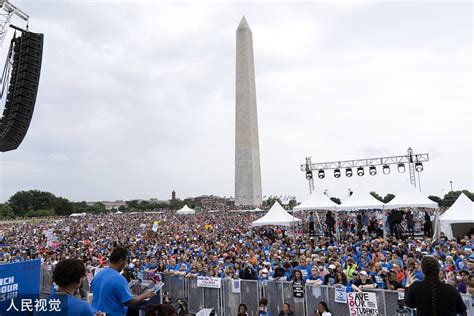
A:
[347,292,378,316]
[232,279,241,293]
[335,286,347,303]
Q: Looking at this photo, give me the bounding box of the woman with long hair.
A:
[238,303,249,316]
[405,256,466,316]
[315,301,331,316]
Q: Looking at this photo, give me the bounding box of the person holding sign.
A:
[405,256,466,316]
[292,270,305,298]
[351,270,375,292]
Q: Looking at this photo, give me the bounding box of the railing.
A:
[40,268,474,316]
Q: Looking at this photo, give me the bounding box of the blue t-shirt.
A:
[35,293,95,316]
[92,268,133,316]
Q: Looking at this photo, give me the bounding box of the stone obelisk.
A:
[235,16,262,206]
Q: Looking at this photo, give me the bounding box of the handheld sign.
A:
[347,292,379,316]
[335,286,347,303]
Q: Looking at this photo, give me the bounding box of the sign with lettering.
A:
[347,292,379,316]
[196,276,221,289]
[0,259,41,314]
[335,286,347,303]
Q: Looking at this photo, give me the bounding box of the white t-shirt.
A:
[322,312,331,316]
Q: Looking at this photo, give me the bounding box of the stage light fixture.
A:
[369,166,377,176]
[318,169,325,179]
[345,168,353,177]
[334,169,341,178]
[415,162,423,172]
[397,163,406,173]
[306,171,313,180]
[357,167,364,176]
[382,165,390,175]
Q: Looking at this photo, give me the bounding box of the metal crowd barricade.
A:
[187,277,205,313]
[327,286,350,316]
[384,289,403,315]
[221,279,242,315]
[40,267,53,294]
[162,274,186,300]
[364,288,388,315]
[185,277,222,314]
[304,285,330,315]
[281,281,305,316]
[461,293,474,316]
[262,280,284,316]
[239,279,260,315]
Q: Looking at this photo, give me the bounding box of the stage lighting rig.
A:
[300,147,429,192]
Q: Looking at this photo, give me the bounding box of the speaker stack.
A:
[0,31,43,152]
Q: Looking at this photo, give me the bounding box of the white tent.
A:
[385,187,439,209]
[439,193,474,239]
[176,205,195,215]
[70,213,86,217]
[241,208,264,213]
[337,191,385,211]
[115,211,123,214]
[252,202,301,227]
[293,190,338,211]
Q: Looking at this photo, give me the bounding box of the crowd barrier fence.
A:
[40,268,474,316]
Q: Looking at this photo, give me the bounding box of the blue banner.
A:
[0,259,41,315]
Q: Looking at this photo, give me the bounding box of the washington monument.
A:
[235,16,262,206]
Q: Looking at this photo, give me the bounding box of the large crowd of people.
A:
[0,208,472,315]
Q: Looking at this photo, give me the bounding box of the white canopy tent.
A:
[439,193,474,240]
[176,205,195,215]
[241,208,264,213]
[385,187,439,209]
[293,190,338,211]
[252,202,301,227]
[70,213,86,217]
[337,191,385,211]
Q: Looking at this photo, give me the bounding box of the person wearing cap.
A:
[323,264,337,286]
[351,270,375,292]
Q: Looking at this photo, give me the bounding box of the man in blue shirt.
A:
[92,247,154,316]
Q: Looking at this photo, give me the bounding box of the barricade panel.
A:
[240,279,260,315]
[222,279,242,316]
[187,277,205,313]
[282,281,305,316]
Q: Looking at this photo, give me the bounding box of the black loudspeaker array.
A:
[0,31,44,152]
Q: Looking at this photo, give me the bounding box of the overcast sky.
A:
[0,0,472,203]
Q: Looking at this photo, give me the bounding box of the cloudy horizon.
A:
[0,1,472,203]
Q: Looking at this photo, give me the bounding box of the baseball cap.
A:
[360,271,368,276]
[329,264,336,270]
